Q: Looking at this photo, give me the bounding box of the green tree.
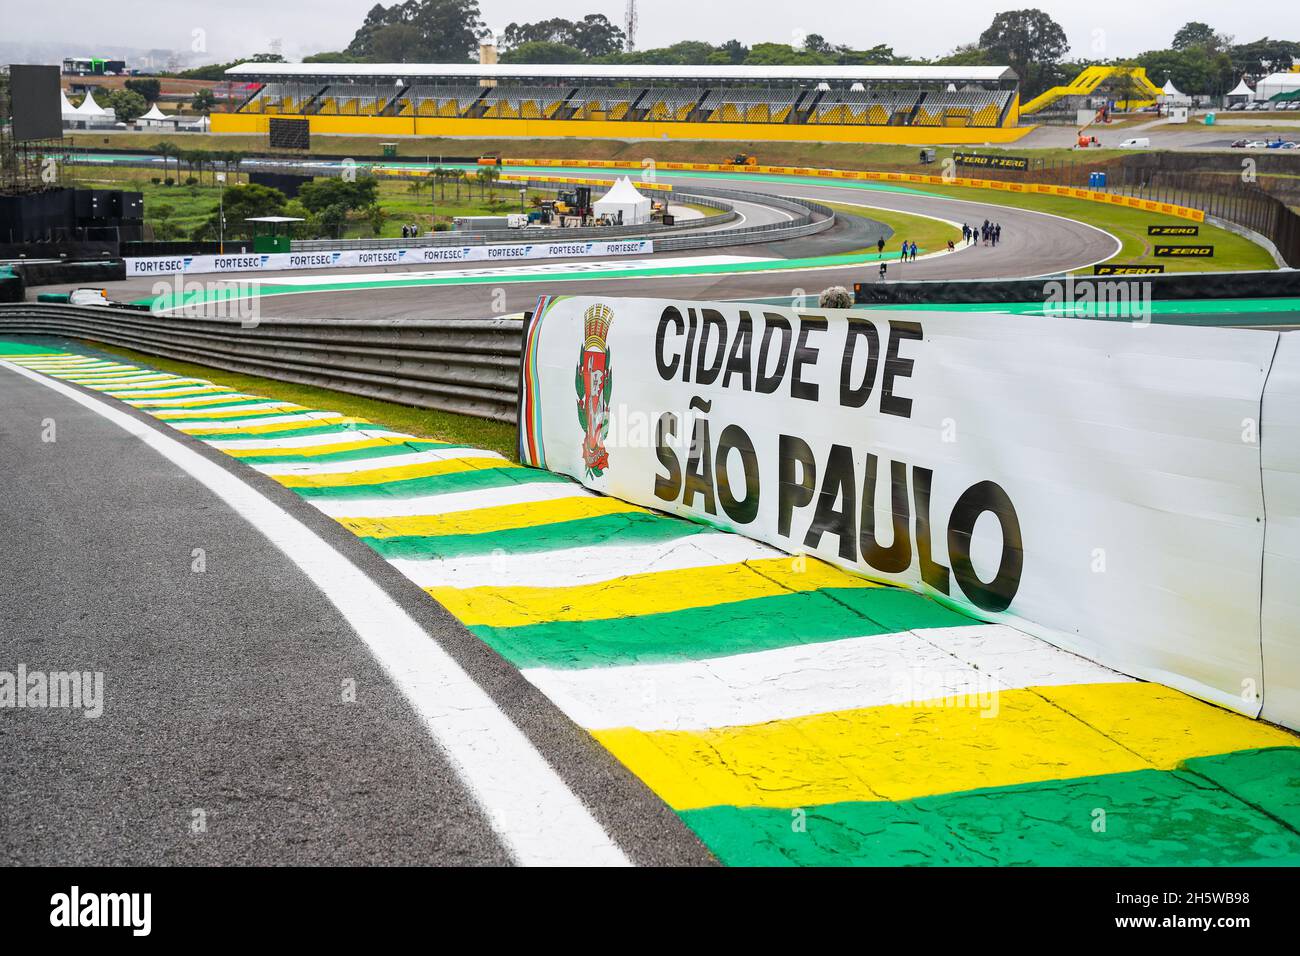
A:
[197,182,287,239]
[98,88,148,122]
[346,0,491,63]
[297,175,379,215]
[977,8,1070,96]
[192,88,217,113]
[500,41,584,64]
[1172,22,1227,53]
[124,77,161,102]
[369,23,426,62]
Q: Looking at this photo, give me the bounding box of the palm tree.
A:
[156,141,178,185]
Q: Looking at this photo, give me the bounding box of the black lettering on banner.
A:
[860,455,912,573]
[791,316,827,402]
[653,412,681,501]
[912,466,951,593]
[1093,265,1165,275]
[682,397,716,514]
[682,309,700,382]
[954,152,1029,170]
[803,443,858,560]
[655,307,684,380]
[715,424,760,524]
[777,434,816,537]
[840,319,881,409]
[756,314,793,394]
[947,480,1023,612]
[695,309,728,386]
[881,321,923,418]
[722,312,754,390]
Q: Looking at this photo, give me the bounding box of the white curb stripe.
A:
[392,530,782,590]
[521,624,1131,731]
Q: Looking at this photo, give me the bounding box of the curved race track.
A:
[55,163,1120,321]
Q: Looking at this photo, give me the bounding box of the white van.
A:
[1118,137,1151,149]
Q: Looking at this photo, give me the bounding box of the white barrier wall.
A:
[125,239,654,277]
[1262,333,1300,730]
[520,296,1297,723]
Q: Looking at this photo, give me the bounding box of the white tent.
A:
[1256,72,1300,101]
[60,89,80,122]
[178,114,210,132]
[1160,79,1191,104]
[1226,78,1254,102]
[594,176,652,225]
[75,90,110,117]
[139,104,169,125]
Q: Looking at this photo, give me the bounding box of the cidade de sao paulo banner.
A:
[519,296,1277,716]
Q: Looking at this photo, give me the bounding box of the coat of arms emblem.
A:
[575,303,614,476]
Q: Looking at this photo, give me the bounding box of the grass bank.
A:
[89,342,518,459]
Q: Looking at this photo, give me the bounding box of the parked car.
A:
[1230,139,1250,148]
[1118,137,1151,149]
[1279,142,1299,149]
[1228,102,1247,110]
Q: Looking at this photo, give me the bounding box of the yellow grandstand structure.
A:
[216,63,1032,145]
[1020,65,1162,115]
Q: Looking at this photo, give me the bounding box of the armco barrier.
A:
[503,158,1209,223]
[0,304,524,421]
[852,269,1300,305]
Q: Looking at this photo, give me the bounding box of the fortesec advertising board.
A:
[519,296,1280,717]
[125,239,654,276]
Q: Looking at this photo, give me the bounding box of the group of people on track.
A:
[873,218,1005,280]
[874,236,919,262]
[962,220,1002,246]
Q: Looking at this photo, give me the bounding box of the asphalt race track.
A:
[40,165,1120,321]
[0,357,710,866]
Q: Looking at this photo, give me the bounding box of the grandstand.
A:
[216,63,1028,144]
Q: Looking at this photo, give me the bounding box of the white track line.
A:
[1,358,629,867]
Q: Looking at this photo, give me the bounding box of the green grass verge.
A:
[65,164,552,241]
[86,341,519,459]
[68,130,1123,172]
[896,181,1277,273]
[821,200,963,256]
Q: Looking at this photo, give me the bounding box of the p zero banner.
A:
[952,152,1030,170]
[1149,225,1199,236]
[125,239,653,276]
[1154,243,1214,257]
[1093,264,1165,275]
[519,296,1280,717]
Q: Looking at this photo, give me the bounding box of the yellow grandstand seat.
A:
[971,102,999,126]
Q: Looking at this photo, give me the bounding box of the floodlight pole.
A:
[216,171,226,254]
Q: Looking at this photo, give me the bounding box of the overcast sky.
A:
[6,1,1287,64]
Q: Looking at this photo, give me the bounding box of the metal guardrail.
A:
[0,304,525,422]
[0,196,834,424]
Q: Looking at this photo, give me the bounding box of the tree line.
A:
[164,2,1297,99]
